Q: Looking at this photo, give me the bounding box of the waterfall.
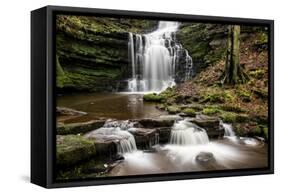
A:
[128,21,193,92]
[170,119,209,145]
[86,127,137,154]
[222,123,236,137]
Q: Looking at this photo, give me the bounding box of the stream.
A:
[58,93,268,177]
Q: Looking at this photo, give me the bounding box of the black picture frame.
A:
[31,5,274,188]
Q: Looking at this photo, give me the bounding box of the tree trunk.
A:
[222,25,248,85]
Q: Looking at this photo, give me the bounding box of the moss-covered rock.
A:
[202,107,221,115]
[143,93,164,102]
[166,105,181,114]
[220,112,250,123]
[57,120,105,135]
[56,135,96,167]
[182,108,196,117]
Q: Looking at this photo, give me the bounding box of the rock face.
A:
[177,23,228,75]
[57,119,105,135]
[56,135,96,167]
[56,15,157,92]
[189,116,224,138]
[129,128,157,150]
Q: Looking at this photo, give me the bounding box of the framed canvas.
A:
[31,5,274,188]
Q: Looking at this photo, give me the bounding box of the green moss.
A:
[236,114,250,123]
[182,108,196,117]
[237,89,252,102]
[56,56,72,88]
[143,93,163,102]
[166,105,181,114]
[220,105,246,113]
[203,107,221,115]
[220,112,237,123]
[56,135,96,167]
[249,69,266,79]
[220,112,250,123]
[202,90,234,103]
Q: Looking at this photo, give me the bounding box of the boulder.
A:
[129,128,157,150]
[56,135,96,168]
[189,115,224,138]
[196,152,215,164]
[155,127,172,143]
[134,118,175,128]
[57,119,105,135]
[91,138,118,160]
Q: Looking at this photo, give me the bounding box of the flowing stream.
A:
[128,21,193,92]
[109,120,267,176]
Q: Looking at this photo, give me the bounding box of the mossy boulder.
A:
[56,135,96,167]
[166,105,181,114]
[182,108,196,117]
[220,112,250,123]
[233,123,268,140]
[57,120,105,135]
[202,107,221,115]
[143,93,163,102]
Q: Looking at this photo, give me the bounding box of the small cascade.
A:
[87,127,137,154]
[155,133,160,145]
[128,21,193,92]
[170,119,209,145]
[118,134,137,154]
[222,123,236,137]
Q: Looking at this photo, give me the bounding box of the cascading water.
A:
[128,21,193,92]
[85,127,137,154]
[222,123,236,137]
[170,119,209,145]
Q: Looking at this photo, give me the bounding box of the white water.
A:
[85,127,137,154]
[170,119,209,145]
[222,123,236,137]
[128,21,193,92]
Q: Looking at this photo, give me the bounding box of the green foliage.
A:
[202,107,221,115]
[220,112,249,123]
[237,89,252,102]
[202,90,234,103]
[56,56,72,88]
[182,108,196,117]
[166,105,181,114]
[220,104,246,113]
[249,69,266,79]
[220,112,237,123]
[143,93,164,102]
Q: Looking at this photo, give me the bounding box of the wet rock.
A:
[189,115,224,138]
[129,128,157,150]
[94,139,118,159]
[155,127,172,143]
[57,106,87,116]
[196,152,215,163]
[135,118,175,128]
[85,134,118,160]
[56,135,96,168]
[57,119,105,135]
